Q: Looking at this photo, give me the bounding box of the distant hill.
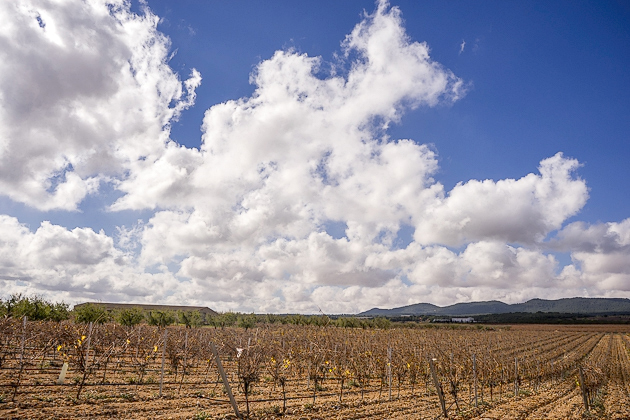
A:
[363,302,441,316]
[358,297,630,317]
[512,298,630,314]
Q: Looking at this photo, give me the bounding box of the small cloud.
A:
[177,19,196,36]
[116,220,145,252]
[472,38,480,53]
[459,39,465,54]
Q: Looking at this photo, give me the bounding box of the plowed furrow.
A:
[467,383,571,419]
[604,334,630,419]
[527,387,584,419]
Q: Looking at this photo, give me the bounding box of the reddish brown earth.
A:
[1,324,629,419]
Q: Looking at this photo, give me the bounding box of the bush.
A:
[48,302,71,322]
[311,314,331,327]
[335,317,359,328]
[146,310,176,327]
[209,312,238,329]
[237,313,257,330]
[287,314,306,326]
[372,316,391,329]
[179,310,203,328]
[264,313,282,324]
[0,294,69,321]
[115,307,145,327]
[0,294,20,317]
[13,296,52,320]
[74,303,111,324]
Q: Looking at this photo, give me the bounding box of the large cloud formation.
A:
[0,0,200,210]
[0,0,628,312]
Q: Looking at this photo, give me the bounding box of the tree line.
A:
[0,294,392,329]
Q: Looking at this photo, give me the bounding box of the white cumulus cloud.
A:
[0,215,179,304]
[0,0,200,210]
[413,153,588,247]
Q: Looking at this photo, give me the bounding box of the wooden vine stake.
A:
[210,342,241,419]
[12,316,27,402]
[387,347,392,401]
[514,358,519,397]
[578,366,589,413]
[159,329,168,397]
[473,353,478,407]
[76,321,94,399]
[307,342,312,389]
[429,357,448,419]
[178,330,188,395]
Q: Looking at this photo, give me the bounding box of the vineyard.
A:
[1,320,630,419]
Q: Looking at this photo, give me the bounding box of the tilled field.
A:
[1,322,630,419]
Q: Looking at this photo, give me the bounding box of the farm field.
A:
[1,321,630,419]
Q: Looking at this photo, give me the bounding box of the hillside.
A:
[359,297,630,317]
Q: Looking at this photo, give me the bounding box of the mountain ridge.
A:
[359,297,630,317]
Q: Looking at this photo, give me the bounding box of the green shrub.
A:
[179,310,203,328]
[311,314,331,326]
[264,313,281,324]
[146,310,176,327]
[15,296,51,320]
[115,307,145,327]
[335,316,359,328]
[236,313,257,330]
[73,303,111,324]
[287,314,306,325]
[372,316,391,329]
[49,302,70,321]
[0,294,69,321]
[209,312,238,329]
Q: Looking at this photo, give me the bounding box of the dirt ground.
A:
[2,324,630,419]
[2,379,629,420]
[3,369,629,419]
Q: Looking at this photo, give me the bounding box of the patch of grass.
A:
[84,391,110,401]
[588,388,606,417]
[64,396,79,404]
[119,392,136,401]
[347,379,361,388]
[257,405,283,416]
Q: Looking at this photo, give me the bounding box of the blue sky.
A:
[151,0,630,222]
[0,0,629,313]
